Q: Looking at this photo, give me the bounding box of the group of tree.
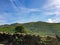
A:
[15,25,30,34]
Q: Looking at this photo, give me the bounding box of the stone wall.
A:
[0,32,41,45]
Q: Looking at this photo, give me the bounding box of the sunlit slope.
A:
[23,22,60,36]
[0,22,60,36]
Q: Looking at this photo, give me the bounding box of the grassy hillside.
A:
[0,22,60,36]
[24,22,60,36]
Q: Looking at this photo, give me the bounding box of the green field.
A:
[0,21,60,36]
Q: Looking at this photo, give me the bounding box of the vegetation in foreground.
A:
[0,32,60,45]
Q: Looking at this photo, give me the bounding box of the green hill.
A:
[23,22,60,36]
[0,22,60,36]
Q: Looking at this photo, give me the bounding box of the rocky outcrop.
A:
[0,32,59,45]
[0,32,41,45]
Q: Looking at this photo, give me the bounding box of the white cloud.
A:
[8,0,60,23]
[47,19,53,23]
[44,0,60,15]
[20,7,41,13]
[0,15,7,25]
[0,13,18,25]
[0,0,60,24]
[10,0,41,14]
[51,15,60,23]
[43,0,60,23]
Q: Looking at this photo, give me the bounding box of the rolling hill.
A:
[0,21,60,36]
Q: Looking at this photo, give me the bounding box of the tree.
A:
[15,26,27,33]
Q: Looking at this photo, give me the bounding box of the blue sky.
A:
[0,0,60,24]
